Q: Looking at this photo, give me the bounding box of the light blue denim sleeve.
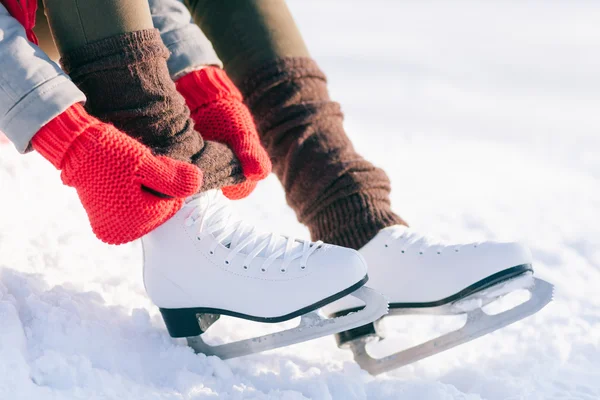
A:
[0,4,86,153]
[149,0,222,79]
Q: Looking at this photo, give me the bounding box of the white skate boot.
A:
[141,190,388,359]
[324,225,553,375]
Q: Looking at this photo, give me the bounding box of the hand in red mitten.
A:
[32,103,202,244]
[1,0,38,44]
[176,67,271,200]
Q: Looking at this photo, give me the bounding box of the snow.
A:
[1,0,599,398]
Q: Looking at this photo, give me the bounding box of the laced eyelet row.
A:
[381,230,471,256]
[237,264,304,273]
[212,248,305,274]
[394,249,445,255]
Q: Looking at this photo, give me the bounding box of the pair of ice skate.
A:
[142,189,553,375]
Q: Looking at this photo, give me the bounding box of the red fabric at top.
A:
[2,0,38,44]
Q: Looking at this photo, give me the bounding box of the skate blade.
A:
[348,278,553,375]
[389,271,535,317]
[451,271,534,313]
[186,286,388,359]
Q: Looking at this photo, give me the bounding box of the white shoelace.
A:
[386,227,482,255]
[183,191,323,272]
[386,227,448,254]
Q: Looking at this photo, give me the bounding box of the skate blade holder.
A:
[185,286,388,360]
[343,278,554,376]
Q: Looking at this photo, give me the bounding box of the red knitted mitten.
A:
[1,0,38,44]
[176,67,271,200]
[32,103,202,244]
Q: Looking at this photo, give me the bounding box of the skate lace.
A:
[386,227,448,254]
[183,190,323,272]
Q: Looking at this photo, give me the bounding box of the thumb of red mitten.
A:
[193,97,271,182]
[176,67,271,197]
[137,155,203,199]
[2,0,38,44]
[222,180,257,201]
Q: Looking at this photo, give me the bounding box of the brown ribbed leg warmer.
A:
[237,57,407,250]
[60,29,244,190]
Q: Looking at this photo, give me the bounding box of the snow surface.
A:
[1,1,599,398]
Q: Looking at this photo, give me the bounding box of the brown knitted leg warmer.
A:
[238,57,408,250]
[60,29,244,190]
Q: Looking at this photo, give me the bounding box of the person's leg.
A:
[44,0,153,54]
[148,0,221,79]
[180,2,548,372]
[41,0,244,190]
[186,0,309,83]
[185,0,407,250]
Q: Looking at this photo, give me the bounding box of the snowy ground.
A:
[1,1,599,399]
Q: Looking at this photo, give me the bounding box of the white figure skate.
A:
[141,190,388,359]
[324,225,553,375]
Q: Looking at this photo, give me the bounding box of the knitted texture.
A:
[176,67,271,200]
[1,0,38,44]
[32,103,202,245]
[238,57,408,250]
[60,29,244,191]
[30,104,83,169]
